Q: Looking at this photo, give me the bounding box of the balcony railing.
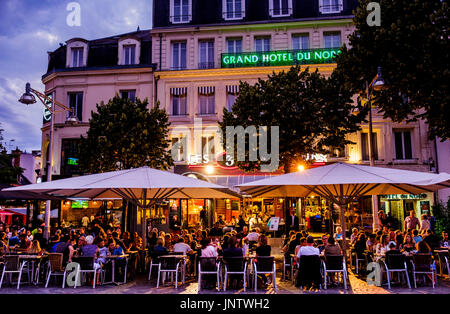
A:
[319,4,344,14]
[170,14,192,23]
[269,8,293,17]
[222,10,245,20]
[198,62,215,69]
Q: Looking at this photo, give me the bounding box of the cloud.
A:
[0,0,153,152]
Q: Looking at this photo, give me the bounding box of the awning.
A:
[170,87,187,96]
[198,86,215,95]
[226,85,239,94]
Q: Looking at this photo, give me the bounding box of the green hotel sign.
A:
[221,48,341,68]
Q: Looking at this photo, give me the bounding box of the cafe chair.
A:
[45,253,68,288]
[352,250,367,275]
[157,256,183,289]
[198,257,221,291]
[252,256,277,292]
[148,251,166,282]
[223,257,248,291]
[436,251,449,278]
[282,254,293,281]
[322,255,348,289]
[72,256,103,289]
[382,254,411,289]
[0,255,29,290]
[411,253,436,288]
[296,255,322,290]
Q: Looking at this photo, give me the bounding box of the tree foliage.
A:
[79,96,173,173]
[334,0,449,139]
[0,125,23,184]
[219,66,364,173]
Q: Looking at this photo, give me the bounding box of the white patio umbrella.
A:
[3,167,241,247]
[237,162,450,257]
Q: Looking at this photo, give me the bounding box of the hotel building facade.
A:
[40,0,448,232]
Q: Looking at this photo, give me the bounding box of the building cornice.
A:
[42,65,157,84]
[151,17,354,34]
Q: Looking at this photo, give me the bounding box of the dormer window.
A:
[269,0,292,17]
[170,0,192,24]
[66,39,88,68]
[118,37,140,65]
[319,0,343,14]
[71,47,83,67]
[123,45,136,65]
[223,0,245,20]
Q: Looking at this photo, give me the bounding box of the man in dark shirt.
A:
[423,230,440,251]
[236,215,247,233]
[209,222,224,237]
[223,236,243,258]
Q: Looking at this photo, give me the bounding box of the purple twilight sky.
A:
[0,0,152,153]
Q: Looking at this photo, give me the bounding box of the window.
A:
[361,132,378,161]
[120,90,136,102]
[269,0,292,17]
[171,0,192,23]
[323,32,341,48]
[202,135,215,161]
[68,92,83,122]
[319,0,343,14]
[172,95,188,116]
[123,45,136,65]
[171,137,186,162]
[198,87,215,115]
[223,0,245,20]
[172,42,187,70]
[255,37,271,52]
[330,147,346,158]
[71,47,83,67]
[61,139,82,176]
[198,40,214,69]
[292,34,310,50]
[226,85,239,111]
[227,38,243,53]
[394,130,413,160]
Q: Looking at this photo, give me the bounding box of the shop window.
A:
[67,92,83,122]
[171,136,187,162]
[223,0,245,20]
[323,32,341,48]
[120,90,136,102]
[60,138,82,176]
[319,0,343,14]
[170,0,192,23]
[172,41,187,70]
[361,132,378,161]
[292,34,310,50]
[198,40,215,69]
[394,130,413,160]
[202,135,215,161]
[269,0,292,17]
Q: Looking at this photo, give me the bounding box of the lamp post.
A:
[19,83,79,239]
[366,67,386,230]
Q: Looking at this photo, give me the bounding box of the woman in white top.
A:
[375,234,389,256]
[419,214,430,233]
[200,239,218,257]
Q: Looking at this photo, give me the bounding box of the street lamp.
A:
[19,82,79,239]
[366,67,386,230]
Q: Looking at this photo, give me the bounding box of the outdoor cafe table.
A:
[102,254,129,285]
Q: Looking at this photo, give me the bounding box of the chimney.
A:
[12,147,22,168]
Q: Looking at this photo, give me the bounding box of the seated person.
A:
[173,237,194,255]
[317,234,328,254]
[385,241,401,255]
[440,231,449,248]
[255,235,271,257]
[297,236,320,260]
[200,238,218,258]
[153,237,168,254]
[416,240,432,254]
[223,236,243,258]
[324,237,342,256]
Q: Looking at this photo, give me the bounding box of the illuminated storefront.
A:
[379,193,434,231]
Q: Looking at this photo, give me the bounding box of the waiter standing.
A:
[286,208,299,234]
